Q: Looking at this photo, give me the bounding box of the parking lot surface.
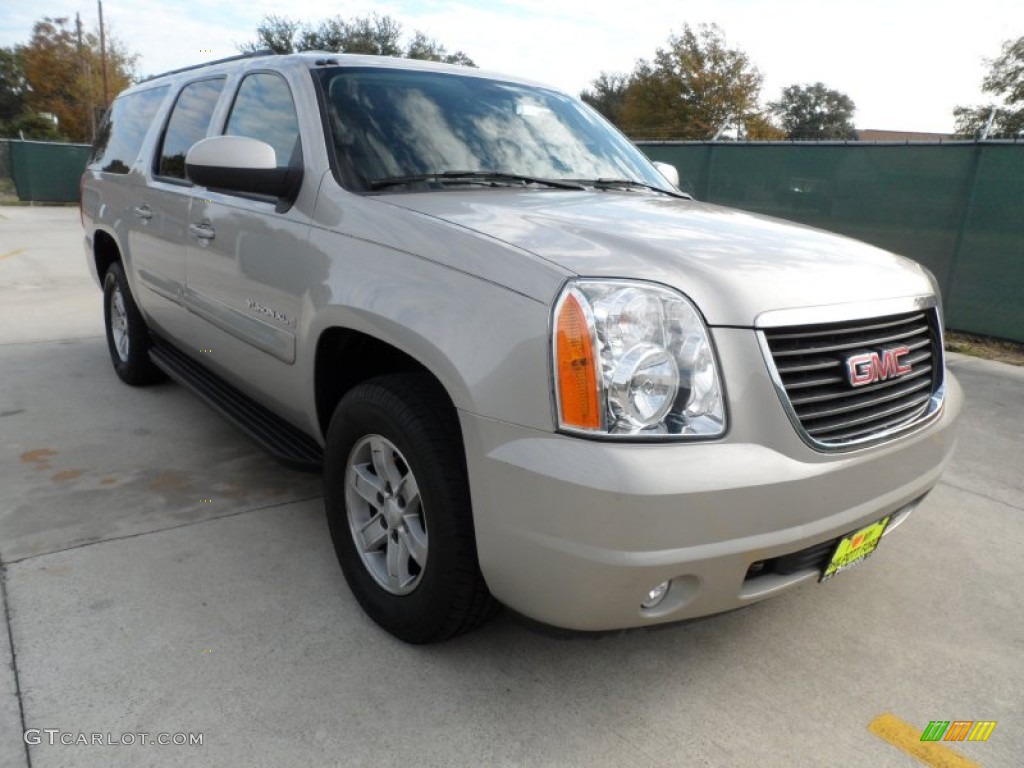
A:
[1,206,1021,767]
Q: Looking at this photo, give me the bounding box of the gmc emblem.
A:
[845,346,913,387]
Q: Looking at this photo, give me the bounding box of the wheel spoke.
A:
[357,512,388,552]
[386,533,411,591]
[369,437,402,489]
[396,471,420,513]
[398,524,427,567]
[350,462,385,505]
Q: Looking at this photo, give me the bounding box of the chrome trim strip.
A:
[755,294,937,329]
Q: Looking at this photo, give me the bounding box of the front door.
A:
[183,71,316,420]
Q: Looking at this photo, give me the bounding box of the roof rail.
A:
[140,49,277,83]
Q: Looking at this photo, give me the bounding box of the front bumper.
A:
[459,329,962,631]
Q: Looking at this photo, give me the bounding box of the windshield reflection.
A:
[317,67,670,191]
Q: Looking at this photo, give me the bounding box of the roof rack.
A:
[140,49,277,83]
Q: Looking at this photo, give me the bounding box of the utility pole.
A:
[98,0,109,108]
[77,13,97,143]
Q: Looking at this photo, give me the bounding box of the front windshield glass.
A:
[315,66,672,192]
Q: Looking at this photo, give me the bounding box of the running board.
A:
[149,340,323,472]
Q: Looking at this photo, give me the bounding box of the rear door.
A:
[128,77,226,343]
[86,84,169,296]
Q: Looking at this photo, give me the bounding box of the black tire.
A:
[102,262,163,385]
[324,373,497,643]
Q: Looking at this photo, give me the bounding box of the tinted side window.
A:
[157,78,225,180]
[225,73,300,167]
[91,86,169,174]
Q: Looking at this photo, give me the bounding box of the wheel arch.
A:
[313,326,466,443]
[93,227,122,280]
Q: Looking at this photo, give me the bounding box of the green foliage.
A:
[580,72,630,125]
[0,47,27,123]
[954,36,1024,138]
[2,110,63,140]
[306,13,403,56]
[405,32,476,66]
[245,15,301,55]
[768,82,858,140]
[584,24,770,140]
[243,14,475,67]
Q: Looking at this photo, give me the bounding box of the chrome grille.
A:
[762,309,943,448]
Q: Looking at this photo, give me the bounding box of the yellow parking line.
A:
[869,713,982,768]
[0,247,25,260]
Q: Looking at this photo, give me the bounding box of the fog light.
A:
[641,580,670,609]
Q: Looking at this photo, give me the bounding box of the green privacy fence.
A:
[5,139,91,203]
[2,137,1020,340]
[638,141,1024,343]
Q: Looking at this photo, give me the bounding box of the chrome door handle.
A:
[132,204,152,220]
[188,222,215,241]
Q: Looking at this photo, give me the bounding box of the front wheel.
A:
[324,374,497,643]
[102,262,163,385]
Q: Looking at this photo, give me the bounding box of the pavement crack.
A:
[2,495,323,566]
[1,562,33,768]
[0,335,103,348]
[937,479,1023,512]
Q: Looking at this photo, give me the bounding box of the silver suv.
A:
[81,52,961,643]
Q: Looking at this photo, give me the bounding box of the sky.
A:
[1,0,1021,133]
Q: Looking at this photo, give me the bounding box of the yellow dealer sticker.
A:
[821,516,890,581]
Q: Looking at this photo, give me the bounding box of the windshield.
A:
[315,66,673,192]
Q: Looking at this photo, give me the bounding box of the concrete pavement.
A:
[1,206,1021,767]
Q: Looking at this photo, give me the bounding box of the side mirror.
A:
[186,136,302,200]
[652,161,680,189]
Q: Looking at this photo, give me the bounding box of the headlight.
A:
[552,279,726,439]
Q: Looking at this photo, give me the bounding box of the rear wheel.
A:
[324,373,497,643]
[103,262,163,385]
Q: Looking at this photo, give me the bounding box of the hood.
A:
[381,190,935,327]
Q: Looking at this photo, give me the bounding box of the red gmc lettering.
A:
[846,346,912,387]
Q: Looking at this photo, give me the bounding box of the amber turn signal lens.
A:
[556,293,601,430]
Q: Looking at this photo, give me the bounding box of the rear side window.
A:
[156,78,225,180]
[225,73,301,167]
[91,86,169,174]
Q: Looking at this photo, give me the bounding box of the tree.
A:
[768,82,857,140]
[580,72,630,125]
[613,24,766,140]
[0,47,27,123]
[954,36,1024,138]
[244,14,301,54]
[405,31,476,66]
[242,14,475,66]
[1,44,61,139]
[15,16,135,142]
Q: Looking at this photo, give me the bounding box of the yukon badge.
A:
[246,298,295,326]
[845,346,913,387]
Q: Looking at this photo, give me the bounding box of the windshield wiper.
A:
[587,178,691,199]
[369,171,585,191]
